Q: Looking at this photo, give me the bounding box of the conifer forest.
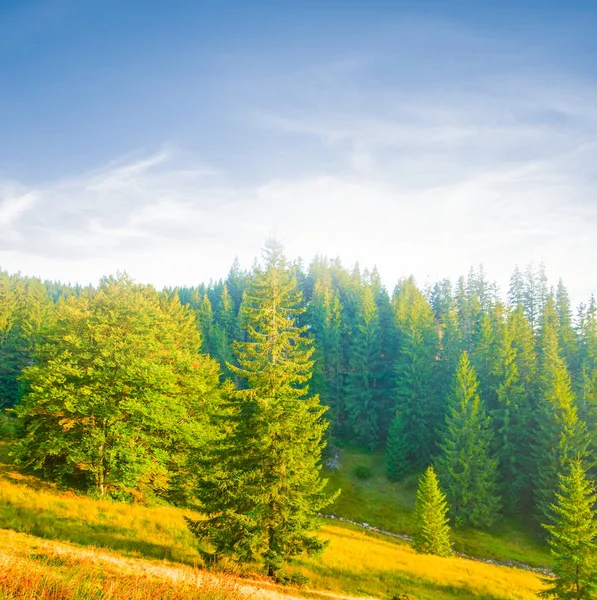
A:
[2,238,597,593]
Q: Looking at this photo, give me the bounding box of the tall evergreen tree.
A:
[577,298,597,462]
[556,279,578,377]
[413,465,452,557]
[492,311,530,513]
[533,297,588,523]
[436,352,500,528]
[344,281,383,448]
[187,240,337,577]
[307,277,344,434]
[540,458,597,600]
[386,278,438,480]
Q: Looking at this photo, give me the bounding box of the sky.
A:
[1,1,597,303]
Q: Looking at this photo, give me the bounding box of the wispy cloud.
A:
[1,21,596,302]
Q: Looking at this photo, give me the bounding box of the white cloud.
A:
[1,31,597,304]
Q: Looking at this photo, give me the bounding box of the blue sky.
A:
[1,1,597,302]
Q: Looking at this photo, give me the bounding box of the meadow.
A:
[0,439,550,599]
[322,447,552,568]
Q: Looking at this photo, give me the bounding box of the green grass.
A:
[322,447,552,568]
[0,436,550,599]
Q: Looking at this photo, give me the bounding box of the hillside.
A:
[321,447,552,569]
[0,439,548,600]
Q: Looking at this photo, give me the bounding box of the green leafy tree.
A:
[540,458,597,600]
[413,465,452,557]
[436,352,500,527]
[15,274,220,497]
[186,240,338,577]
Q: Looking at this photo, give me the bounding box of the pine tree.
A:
[344,281,383,448]
[386,277,438,480]
[556,279,578,377]
[187,240,338,577]
[436,352,500,528]
[577,297,597,453]
[534,297,587,523]
[492,311,530,513]
[413,465,453,557]
[307,277,344,434]
[540,458,597,600]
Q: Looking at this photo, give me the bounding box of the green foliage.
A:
[14,273,221,497]
[534,296,587,523]
[492,308,533,513]
[307,275,344,433]
[540,458,597,600]
[353,464,372,480]
[344,279,383,448]
[187,240,338,576]
[0,272,53,409]
[387,278,438,480]
[413,465,452,557]
[436,352,501,528]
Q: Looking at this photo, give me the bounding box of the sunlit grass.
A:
[295,524,547,599]
[0,528,245,600]
[0,438,550,599]
[0,442,203,565]
[322,447,552,568]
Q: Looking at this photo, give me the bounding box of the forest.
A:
[1,239,597,594]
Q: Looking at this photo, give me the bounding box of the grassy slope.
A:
[322,447,552,568]
[0,528,245,600]
[0,439,548,600]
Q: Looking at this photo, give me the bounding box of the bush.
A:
[0,412,20,438]
[277,570,309,587]
[353,465,372,480]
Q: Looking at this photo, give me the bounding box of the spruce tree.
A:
[492,311,531,513]
[534,297,587,523]
[436,352,500,528]
[307,277,344,434]
[344,281,383,448]
[187,240,337,577]
[413,465,452,557]
[540,458,597,600]
[387,277,438,480]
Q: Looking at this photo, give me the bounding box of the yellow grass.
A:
[297,525,547,599]
[0,441,549,600]
[0,528,245,600]
[0,459,204,565]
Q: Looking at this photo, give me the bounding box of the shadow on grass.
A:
[0,502,199,565]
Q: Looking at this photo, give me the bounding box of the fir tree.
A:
[386,277,438,480]
[534,297,587,523]
[307,277,344,434]
[344,281,383,448]
[187,240,338,577]
[436,352,500,528]
[413,465,453,557]
[540,458,597,600]
[492,310,531,513]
